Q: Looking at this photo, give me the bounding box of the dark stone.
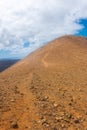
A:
[11,122,19,129]
[74,119,80,124]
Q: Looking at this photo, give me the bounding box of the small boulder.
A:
[74,119,80,124]
[53,103,58,107]
[11,122,19,129]
[10,99,15,102]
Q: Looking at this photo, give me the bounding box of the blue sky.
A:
[76,19,87,37]
[0,0,87,59]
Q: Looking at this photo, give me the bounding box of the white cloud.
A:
[0,0,87,58]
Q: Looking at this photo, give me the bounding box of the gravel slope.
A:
[0,36,87,130]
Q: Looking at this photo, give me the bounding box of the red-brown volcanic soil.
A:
[0,35,87,130]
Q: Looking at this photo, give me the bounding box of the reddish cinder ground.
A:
[0,36,87,130]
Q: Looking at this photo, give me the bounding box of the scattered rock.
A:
[68,102,72,106]
[44,96,48,100]
[41,118,48,126]
[41,96,48,101]
[53,103,58,107]
[85,111,87,115]
[10,99,15,102]
[68,114,72,119]
[61,124,65,128]
[53,127,58,130]
[55,116,62,121]
[58,88,61,91]
[3,97,6,100]
[20,93,24,96]
[24,126,28,129]
[11,121,19,129]
[74,119,80,124]
[71,97,74,101]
